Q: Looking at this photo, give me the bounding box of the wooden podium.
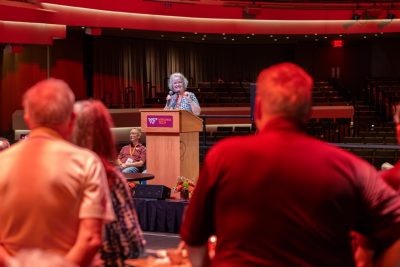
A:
[140,109,203,192]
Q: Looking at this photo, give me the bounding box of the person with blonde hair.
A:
[164,72,201,115]
[0,79,114,267]
[181,63,400,267]
[72,100,145,266]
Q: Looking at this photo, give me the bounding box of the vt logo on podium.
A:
[148,117,158,124]
[147,115,173,127]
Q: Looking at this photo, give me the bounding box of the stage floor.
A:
[143,231,181,254]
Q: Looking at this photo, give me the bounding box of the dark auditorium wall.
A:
[296,41,371,99]
[89,36,298,108]
[2,30,400,135]
[370,39,400,77]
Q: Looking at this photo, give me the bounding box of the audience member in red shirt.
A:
[181,62,400,267]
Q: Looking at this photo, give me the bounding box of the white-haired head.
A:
[168,72,188,92]
[23,78,75,135]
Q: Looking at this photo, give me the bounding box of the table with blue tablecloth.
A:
[134,198,189,233]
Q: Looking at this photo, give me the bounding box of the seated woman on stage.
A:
[72,100,145,267]
[164,72,201,115]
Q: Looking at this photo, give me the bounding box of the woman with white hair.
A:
[164,72,201,115]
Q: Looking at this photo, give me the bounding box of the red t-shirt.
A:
[181,117,400,267]
[118,143,146,171]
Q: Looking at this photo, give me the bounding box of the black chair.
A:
[351,148,375,165]
[374,149,397,169]
[385,137,398,144]
[363,136,385,144]
[343,136,363,143]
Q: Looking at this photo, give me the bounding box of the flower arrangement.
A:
[174,176,195,200]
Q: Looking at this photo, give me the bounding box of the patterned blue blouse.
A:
[101,162,145,266]
[169,92,200,113]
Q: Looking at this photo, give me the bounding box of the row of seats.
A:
[342,147,399,169]
[358,130,396,138]
[199,120,353,145]
[366,79,400,120]
[195,83,249,93]
[199,122,395,145]
[145,80,350,108]
[183,83,249,107]
[312,90,341,98]
[305,119,352,143]
[198,122,400,170]
[199,126,255,145]
[343,136,398,144]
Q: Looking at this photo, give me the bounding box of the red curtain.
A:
[0,34,85,133]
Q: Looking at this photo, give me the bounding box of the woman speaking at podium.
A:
[164,72,201,116]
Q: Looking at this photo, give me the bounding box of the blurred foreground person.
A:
[381,104,400,192]
[72,100,145,266]
[0,79,114,267]
[7,249,77,267]
[0,137,10,151]
[354,103,400,267]
[181,63,400,267]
